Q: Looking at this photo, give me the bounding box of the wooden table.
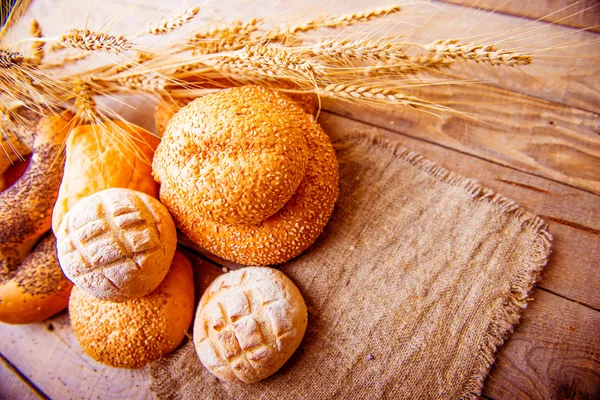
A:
[1,1,599,399]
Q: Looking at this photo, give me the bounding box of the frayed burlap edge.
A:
[148,131,552,400]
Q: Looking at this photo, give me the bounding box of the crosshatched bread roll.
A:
[194,267,307,383]
[52,120,159,233]
[153,86,310,225]
[56,188,177,302]
[0,233,72,324]
[69,251,194,368]
[159,87,339,265]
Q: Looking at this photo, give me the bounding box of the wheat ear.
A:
[141,6,200,35]
[30,19,45,64]
[58,29,132,54]
[426,39,532,66]
[310,39,407,63]
[188,18,261,55]
[317,83,433,109]
[0,50,24,68]
[117,73,167,93]
[74,80,98,122]
[215,45,323,83]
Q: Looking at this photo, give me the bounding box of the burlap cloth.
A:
[148,129,552,399]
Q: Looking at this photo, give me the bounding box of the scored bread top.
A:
[56,188,177,302]
[152,86,310,225]
[194,267,308,384]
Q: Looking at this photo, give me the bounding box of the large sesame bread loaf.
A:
[153,86,310,226]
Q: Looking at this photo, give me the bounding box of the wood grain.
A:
[0,355,45,400]
[441,0,600,33]
[322,83,600,194]
[483,289,600,399]
[318,112,600,309]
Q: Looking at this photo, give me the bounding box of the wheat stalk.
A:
[0,50,24,68]
[426,39,532,66]
[58,29,132,54]
[188,18,261,55]
[74,80,98,122]
[268,5,402,41]
[214,45,324,83]
[310,39,407,63]
[30,19,45,64]
[141,6,201,35]
[117,73,167,92]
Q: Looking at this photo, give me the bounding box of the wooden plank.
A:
[318,111,600,309]
[0,355,45,400]
[483,289,600,399]
[0,253,223,400]
[322,82,600,194]
[441,0,600,33]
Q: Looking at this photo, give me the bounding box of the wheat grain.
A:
[426,39,532,67]
[317,83,429,108]
[310,39,407,63]
[30,19,45,64]
[74,80,98,121]
[142,6,200,35]
[117,73,167,92]
[215,45,323,82]
[58,29,132,54]
[189,18,260,55]
[268,5,401,41]
[0,50,24,68]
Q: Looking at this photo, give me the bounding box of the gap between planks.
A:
[0,353,49,400]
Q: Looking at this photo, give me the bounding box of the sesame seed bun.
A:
[158,87,339,265]
[69,251,195,368]
[153,86,310,226]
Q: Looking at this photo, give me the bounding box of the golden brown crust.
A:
[194,267,307,383]
[56,188,177,302]
[0,111,73,247]
[0,233,72,324]
[51,120,160,233]
[69,251,195,368]
[153,86,309,225]
[159,88,339,265]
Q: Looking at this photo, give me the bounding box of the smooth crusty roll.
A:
[153,86,310,225]
[194,267,307,383]
[52,120,159,233]
[0,233,72,324]
[158,88,339,265]
[69,251,194,368]
[0,110,72,247]
[56,188,177,302]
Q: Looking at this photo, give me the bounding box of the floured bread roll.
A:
[69,251,194,368]
[153,86,310,225]
[56,188,177,302]
[194,267,307,383]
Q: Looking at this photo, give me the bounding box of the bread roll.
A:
[0,110,73,247]
[52,120,159,233]
[56,188,177,302]
[69,251,194,368]
[0,233,72,324]
[194,267,307,383]
[158,87,339,265]
[153,86,310,225]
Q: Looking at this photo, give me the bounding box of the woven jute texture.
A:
[148,130,552,400]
